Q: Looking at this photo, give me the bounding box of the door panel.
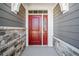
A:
[29,15,42,45]
[43,15,48,45]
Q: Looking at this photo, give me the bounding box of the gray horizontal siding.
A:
[54,3,79,49]
[0,3,25,27]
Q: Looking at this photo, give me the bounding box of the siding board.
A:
[53,3,79,49]
[0,3,25,27]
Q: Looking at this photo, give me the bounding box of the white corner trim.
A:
[53,36,79,54]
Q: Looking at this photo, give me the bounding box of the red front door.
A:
[29,15,42,45]
[28,15,48,45]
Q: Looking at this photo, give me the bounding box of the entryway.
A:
[28,10,48,45]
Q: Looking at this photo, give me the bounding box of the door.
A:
[29,15,42,45]
[43,15,48,45]
[28,15,48,45]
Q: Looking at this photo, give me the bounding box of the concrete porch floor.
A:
[21,46,58,56]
